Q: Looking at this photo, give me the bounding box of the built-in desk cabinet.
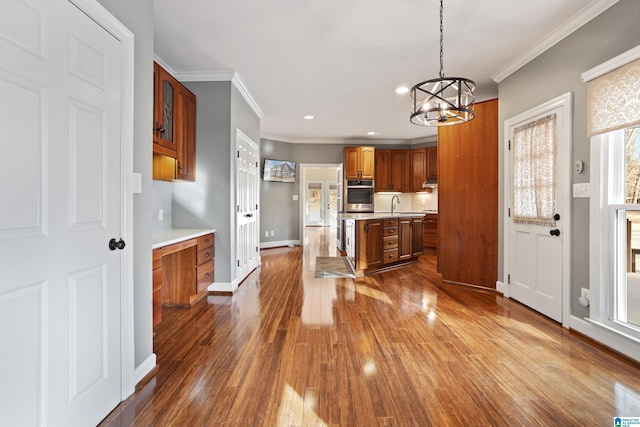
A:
[424,214,437,249]
[152,233,215,326]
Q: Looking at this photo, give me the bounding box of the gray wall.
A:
[98,0,154,370]
[498,0,640,318]
[173,81,260,284]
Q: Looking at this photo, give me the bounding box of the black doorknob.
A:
[550,229,560,236]
[108,238,126,251]
[554,213,560,221]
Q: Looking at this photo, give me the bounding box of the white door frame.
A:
[502,92,573,329]
[69,0,136,400]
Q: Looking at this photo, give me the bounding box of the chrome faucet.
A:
[391,195,400,215]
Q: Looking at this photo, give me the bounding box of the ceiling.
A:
[153,0,615,143]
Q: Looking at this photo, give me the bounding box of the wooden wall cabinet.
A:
[344,146,375,179]
[438,99,498,289]
[376,150,410,192]
[410,147,437,192]
[155,233,215,308]
[153,61,197,182]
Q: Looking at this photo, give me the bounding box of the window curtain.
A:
[587,57,640,137]
[512,114,557,226]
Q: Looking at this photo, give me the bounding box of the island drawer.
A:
[383,236,399,249]
[383,249,399,264]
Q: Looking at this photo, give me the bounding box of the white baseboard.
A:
[569,315,640,362]
[208,281,233,293]
[260,240,300,249]
[496,280,507,296]
[134,352,157,386]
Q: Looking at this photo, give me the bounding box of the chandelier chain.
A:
[439,0,444,78]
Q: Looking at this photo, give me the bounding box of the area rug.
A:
[314,256,355,278]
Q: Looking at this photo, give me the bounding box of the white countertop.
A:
[152,228,216,249]
[339,211,436,220]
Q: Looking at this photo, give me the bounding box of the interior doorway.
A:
[299,164,342,234]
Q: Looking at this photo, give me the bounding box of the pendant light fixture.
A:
[410,0,475,126]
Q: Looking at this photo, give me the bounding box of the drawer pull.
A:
[205,252,210,258]
[204,238,210,244]
[205,273,210,278]
[388,241,394,244]
[388,254,395,258]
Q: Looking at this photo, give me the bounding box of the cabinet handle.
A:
[388,241,394,244]
[205,272,210,278]
[205,252,210,258]
[204,238,210,244]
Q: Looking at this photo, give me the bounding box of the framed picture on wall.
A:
[263,158,296,183]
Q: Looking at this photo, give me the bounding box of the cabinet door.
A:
[412,217,424,256]
[154,65,178,157]
[411,148,427,192]
[391,150,410,192]
[176,86,196,181]
[344,147,361,179]
[360,146,375,179]
[426,146,438,180]
[357,219,383,269]
[398,217,413,260]
[375,150,391,191]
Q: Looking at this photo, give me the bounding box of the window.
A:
[586,46,640,349]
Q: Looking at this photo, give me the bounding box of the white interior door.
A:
[306,181,324,226]
[0,1,126,425]
[326,181,338,227]
[504,94,572,325]
[235,129,260,283]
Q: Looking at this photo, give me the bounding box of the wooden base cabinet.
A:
[154,233,215,309]
[152,248,163,327]
[424,214,437,249]
[354,216,423,276]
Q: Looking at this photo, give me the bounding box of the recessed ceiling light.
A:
[304,115,314,120]
[395,86,409,94]
[367,131,376,136]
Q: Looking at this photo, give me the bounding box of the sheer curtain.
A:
[512,114,557,226]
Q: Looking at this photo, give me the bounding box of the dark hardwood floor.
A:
[101,227,640,426]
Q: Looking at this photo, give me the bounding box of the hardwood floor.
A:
[101,227,640,426]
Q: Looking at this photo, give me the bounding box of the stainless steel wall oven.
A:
[345,179,374,212]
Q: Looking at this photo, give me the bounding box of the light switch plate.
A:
[573,183,590,198]
[133,172,142,193]
[293,195,299,201]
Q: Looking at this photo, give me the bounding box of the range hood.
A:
[422,178,437,189]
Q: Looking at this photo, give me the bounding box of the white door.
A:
[326,181,338,227]
[0,0,126,425]
[504,94,572,325]
[235,129,260,283]
[306,181,324,226]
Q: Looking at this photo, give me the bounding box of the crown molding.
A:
[581,44,640,82]
[492,0,620,83]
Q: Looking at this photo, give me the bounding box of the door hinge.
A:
[237,205,240,212]
[364,223,369,232]
[237,150,240,158]
[508,207,511,217]
[508,274,511,285]
[256,246,258,252]
[237,260,240,267]
[256,204,258,210]
[255,161,258,167]
[508,140,511,150]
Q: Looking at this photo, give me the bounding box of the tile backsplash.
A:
[152,180,172,233]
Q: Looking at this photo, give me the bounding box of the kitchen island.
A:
[340,213,425,276]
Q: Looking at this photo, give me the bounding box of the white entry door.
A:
[504,94,572,325]
[326,181,338,227]
[306,181,324,226]
[235,129,260,283]
[0,0,127,425]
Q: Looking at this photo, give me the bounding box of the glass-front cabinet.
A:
[153,62,178,157]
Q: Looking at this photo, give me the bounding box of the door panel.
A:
[235,130,259,283]
[507,105,565,323]
[0,1,124,425]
